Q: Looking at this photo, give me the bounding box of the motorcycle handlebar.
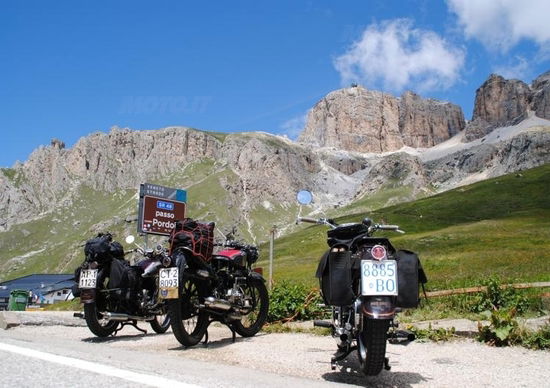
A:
[376,224,405,234]
[297,217,318,224]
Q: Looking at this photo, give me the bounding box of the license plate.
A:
[79,269,98,289]
[158,267,179,299]
[361,260,398,296]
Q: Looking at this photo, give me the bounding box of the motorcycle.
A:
[296,190,427,376]
[74,232,171,337]
[162,218,269,347]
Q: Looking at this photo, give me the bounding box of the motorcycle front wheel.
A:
[357,319,390,376]
[168,276,209,347]
[232,278,269,337]
[84,301,118,337]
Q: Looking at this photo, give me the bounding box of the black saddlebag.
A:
[84,233,124,264]
[395,250,427,308]
[316,250,355,306]
[108,258,139,291]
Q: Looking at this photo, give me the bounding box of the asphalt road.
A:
[0,314,549,388]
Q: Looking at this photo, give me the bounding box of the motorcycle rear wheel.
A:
[84,302,118,337]
[357,319,390,376]
[232,278,269,337]
[150,313,170,334]
[168,276,209,347]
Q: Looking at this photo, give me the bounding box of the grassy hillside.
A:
[0,158,299,281]
[257,164,550,289]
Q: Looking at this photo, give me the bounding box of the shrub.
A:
[477,308,520,346]
[267,281,326,323]
[469,277,530,314]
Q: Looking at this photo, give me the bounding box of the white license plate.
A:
[158,267,179,299]
[361,260,398,296]
[79,269,98,289]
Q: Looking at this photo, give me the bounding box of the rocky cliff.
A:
[298,86,465,152]
[465,72,550,140]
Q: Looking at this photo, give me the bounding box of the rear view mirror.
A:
[297,190,313,205]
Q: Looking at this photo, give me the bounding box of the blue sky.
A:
[1,0,549,167]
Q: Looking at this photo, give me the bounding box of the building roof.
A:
[0,274,74,297]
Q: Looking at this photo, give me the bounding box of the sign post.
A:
[138,183,187,236]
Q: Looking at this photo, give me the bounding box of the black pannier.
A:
[108,258,138,290]
[395,250,428,308]
[84,233,125,264]
[170,218,215,261]
[316,250,356,306]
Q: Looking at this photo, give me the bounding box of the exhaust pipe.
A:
[102,312,154,322]
[204,297,232,311]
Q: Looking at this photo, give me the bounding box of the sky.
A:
[1,0,550,167]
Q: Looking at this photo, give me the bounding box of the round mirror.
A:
[125,235,135,244]
[297,190,313,205]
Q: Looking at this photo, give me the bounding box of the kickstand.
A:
[202,329,209,345]
[330,345,357,370]
[114,320,147,336]
[384,357,391,371]
[202,317,237,346]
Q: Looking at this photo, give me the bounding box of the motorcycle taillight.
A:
[370,245,387,261]
[253,267,263,276]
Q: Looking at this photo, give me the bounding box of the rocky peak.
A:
[298,86,403,153]
[50,138,65,149]
[471,74,531,126]
[465,72,550,141]
[399,91,465,148]
[299,86,465,153]
[532,71,550,120]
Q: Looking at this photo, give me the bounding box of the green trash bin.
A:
[8,290,29,311]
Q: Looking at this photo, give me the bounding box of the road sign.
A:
[138,184,187,236]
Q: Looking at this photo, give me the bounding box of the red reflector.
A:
[253,267,263,275]
[371,245,386,261]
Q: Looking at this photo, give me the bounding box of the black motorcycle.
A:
[296,190,427,376]
[75,233,171,337]
[163,218,269,347]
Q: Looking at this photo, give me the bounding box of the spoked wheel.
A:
[357,318,390,376]
[232,277,269,337]
[168,276,209,347]
[150,311,171,334]
[84,301,118,337]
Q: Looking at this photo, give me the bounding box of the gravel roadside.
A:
[1,311,549,387]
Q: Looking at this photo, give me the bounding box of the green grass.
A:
[0,185,138,281]
[1,168,16,181]
[258,164,550,290]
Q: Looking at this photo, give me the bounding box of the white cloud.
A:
[493,56,530,79]
[447,0,550,53]
[280,112,308,140]
[333,19,465,93]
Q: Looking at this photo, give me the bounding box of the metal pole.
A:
[269,226,275,291]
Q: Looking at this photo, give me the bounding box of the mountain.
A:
[299,87,465,152]
[1,71,549,281]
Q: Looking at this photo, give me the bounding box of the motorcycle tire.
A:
[168,276,209,347]
[357,319,390,376]
[232,278,269,337]
[150,313,171,334]
[84,302,118,337]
